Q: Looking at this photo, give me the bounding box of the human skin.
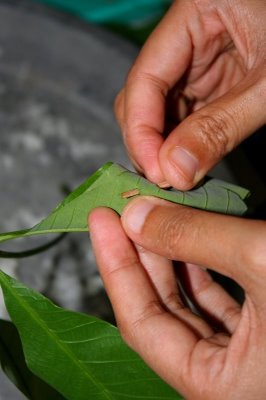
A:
[114,0,266,190]
[89,201,266,399]
[89,0,266,398]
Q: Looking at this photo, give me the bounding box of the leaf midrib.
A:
[0,273,115,400]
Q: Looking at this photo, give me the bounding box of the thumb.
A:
[121,196,266,293]
[159,75,266,190]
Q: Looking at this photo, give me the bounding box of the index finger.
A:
[89,207,201,395]
[120,1,193,183]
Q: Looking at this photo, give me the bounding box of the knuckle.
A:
[104,256,140,281]
[156,207,199,260]
[163,291,184,313]
[128,69,169,97]
[221,305,241,326]
[241,236,266,277]
[132,299,165,330]
[189,271,213,299]
[190,112,233,159]
[117,322,136,351]
[113,89,124,119]
[117,321,133,348]
[118,299,165,349]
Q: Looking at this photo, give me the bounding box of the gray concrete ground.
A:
[0,1,137,398]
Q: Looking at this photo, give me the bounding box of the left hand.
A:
[114,0,266,190]
[89,197,266,400]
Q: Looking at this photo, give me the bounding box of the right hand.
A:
[89,198,266,399]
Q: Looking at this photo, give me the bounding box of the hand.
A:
[115,0,266,190]
[89,198,266,399]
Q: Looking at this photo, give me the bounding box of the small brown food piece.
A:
[121,189,140,199]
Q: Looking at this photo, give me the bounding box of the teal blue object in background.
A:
[34,0,172,44]
[34,0,171,23]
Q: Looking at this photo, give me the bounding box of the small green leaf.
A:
[0,271,183,400]
[0,163,249,246]
[0,319,65,399]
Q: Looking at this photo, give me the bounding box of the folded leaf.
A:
[0,271,183,400]
[0,162,249,246]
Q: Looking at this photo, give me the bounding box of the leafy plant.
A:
[0,162,249,399]
[0,272,181,400]
[0,319,64,399]
[0,162,249,246]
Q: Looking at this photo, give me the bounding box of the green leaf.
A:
[0,319,65,399]
[0,271,183,400]
[0,162,249,246]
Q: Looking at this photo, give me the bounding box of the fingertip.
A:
[130,152,166,185]
[121,198,154,237]
[128,146,166,187]
[114,88,125,122]
[87,207,102,229]
[121,196,169,239]
[88,207,117,232]
[144,165,166,185]
[159,143,200,190]
[125,125,166,184]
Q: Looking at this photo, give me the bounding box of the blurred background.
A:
[0,0,265,398]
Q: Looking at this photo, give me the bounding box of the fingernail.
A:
[169,147,198,182]
[123,198,155,234]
